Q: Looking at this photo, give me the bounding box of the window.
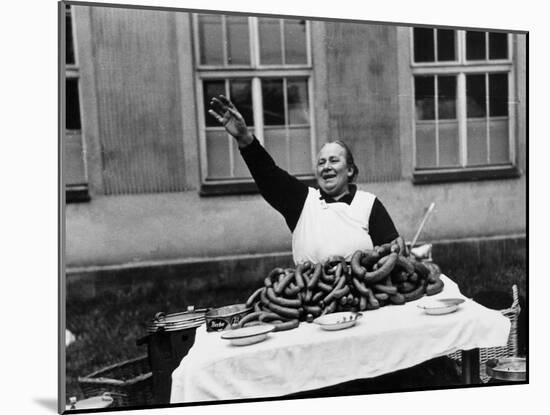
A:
[411,28,517,182]
[64,5,90,202]
[194,14,314,191]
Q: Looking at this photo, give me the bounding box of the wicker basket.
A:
[448,284,521,383]
[78,355,154,407]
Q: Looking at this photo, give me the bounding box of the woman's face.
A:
[315,142,354,197]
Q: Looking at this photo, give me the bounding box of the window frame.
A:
[409,29,519,183]
[64,4,90,203]
[192,14,317,194]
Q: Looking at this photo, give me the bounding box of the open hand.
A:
[208,95,253,146]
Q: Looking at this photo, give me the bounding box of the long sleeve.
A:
[368,198,400,246]
[240,137,308,232]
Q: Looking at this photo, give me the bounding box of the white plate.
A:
[313,312,362,331]
[221,324,275,346]
[417,298,465,315]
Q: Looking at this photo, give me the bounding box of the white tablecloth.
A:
[170,275,510,403]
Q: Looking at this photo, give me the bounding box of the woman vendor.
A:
[208,95,406,264]
[208,95,461,391]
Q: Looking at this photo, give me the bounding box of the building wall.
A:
[67,8,527,269]
[324,22,402,182]
[66,176,526,267]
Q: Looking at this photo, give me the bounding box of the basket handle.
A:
[511,284,520,311]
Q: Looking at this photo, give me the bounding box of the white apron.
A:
[292,187,375,264]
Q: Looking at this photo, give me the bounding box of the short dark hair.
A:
[331,140,359,183]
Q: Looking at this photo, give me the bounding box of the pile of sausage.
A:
[239,240,444,332]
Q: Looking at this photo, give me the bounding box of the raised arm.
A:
[208,95,308,231]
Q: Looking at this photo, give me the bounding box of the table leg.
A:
[461,348,480,384]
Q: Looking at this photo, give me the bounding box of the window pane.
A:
[259,18,282,65]
[437,76,456,120]
[489,73,508,117]
[466,74,486,118]
[415,122,437,167]
[226,16,250,65]
[289,127,311,174]
[489,32,508,60]
[262,79,285,125]
[413,28,435,62]
[287,79,309,125]
[232,140,252,178]
[203,80,225,127]
[66,9,75,65]
[229,79,253,126]
[65,133,86,184]
[467,119,488,165]
[466,31,486,60]
[437,29,455,61]
[198,14,224,65]
[415,76,435,120]
[206,131,231,178]
[284,19,307,64]
[438,121,460,166]
[489,119,509,163]
[264,128,288,170]
[66,78,81,130]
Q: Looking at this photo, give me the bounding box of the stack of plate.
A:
[146,309,208,333]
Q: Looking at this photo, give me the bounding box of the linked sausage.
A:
[389,293,406,305]
[402,281,426,302]
[360,249,381,270]
[323,280,349,304]
[303,305,322,316]
[426,262,442,284]
[365,289,380,309]
[426,279,444,296]
[259,311,289,322]
[260,287,270,307]
[311,291,324,304]
[395,255,415,274]
[267,302,300,319]
[373,283,398,295]
[397,281,416,294]
[375,243,392,257]
[307,263,322,289]
[359,296,368,311]
[363,253,398,284]
[272,319,300,332]
[317,281,333,292]
[294,264,306,289]
[351,250,367,278]
[322,300,338,315]
[275,270,295,295]
[284,283,302,297]
[412,260,430,279]
[245,287,264,308]
[374,292,389,301]
[237,311,264,328]
[264,267,284,288]
[391,269,409,284]
[266,287,301,308]
[352,278,371,297]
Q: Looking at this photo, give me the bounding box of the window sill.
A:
[66,183,91,203]
[412,165,520,185]
[200,176,317,196]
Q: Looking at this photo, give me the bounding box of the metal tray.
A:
[486,357,526,381]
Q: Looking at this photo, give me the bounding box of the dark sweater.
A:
[240,137,399,246]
